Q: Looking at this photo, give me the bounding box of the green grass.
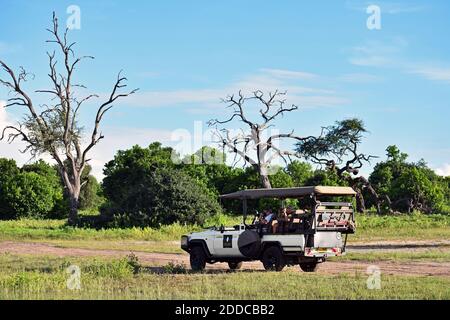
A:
[0,214,243,242]
[331,249,450,262]
[0,213,448,243]
[40,239,184,254]
[0,254,448,300]
[352,213,450,241]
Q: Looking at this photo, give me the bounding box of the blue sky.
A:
[1,0,449,178]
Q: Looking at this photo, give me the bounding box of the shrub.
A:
[0,159,65,219]
[103,166,221,227]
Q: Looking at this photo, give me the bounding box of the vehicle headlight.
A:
[181,236,189,247]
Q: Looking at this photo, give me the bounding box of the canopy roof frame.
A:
[220,186,356,200]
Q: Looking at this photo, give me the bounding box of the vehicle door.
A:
[213,225,245,257]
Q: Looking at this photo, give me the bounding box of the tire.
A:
[299,262,318,272]
[228,261,243,270]
[190,246,206,271]
[262,246,286,271]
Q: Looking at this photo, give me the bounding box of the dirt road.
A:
[1,240,449,277]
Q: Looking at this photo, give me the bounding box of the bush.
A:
[0,159,20,218]
[103,166,221,227]
[0,159,64,219]
[79,175,103,210]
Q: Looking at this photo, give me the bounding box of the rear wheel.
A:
[190,246,206,271]
[228,262,243,270]
[262,246,286,271]
[299,261,318,272]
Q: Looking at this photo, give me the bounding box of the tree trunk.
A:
[68,194,79,225]
[62,168,82,226]
[258,166,272,189]
[355,190,366,213]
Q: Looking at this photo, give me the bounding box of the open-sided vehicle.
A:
[181,186,356,272]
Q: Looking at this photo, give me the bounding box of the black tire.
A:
[262,246,286,271]
[228,261,243,270]
[190,246,206,271]
[299,262,318,272]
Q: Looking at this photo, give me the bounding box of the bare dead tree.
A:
[0,13,138,224]
[296,118,381,213]
[208,90,310,189]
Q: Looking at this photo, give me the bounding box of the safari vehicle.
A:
[181,186,356,272]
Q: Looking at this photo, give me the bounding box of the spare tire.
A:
[238,230,261,258]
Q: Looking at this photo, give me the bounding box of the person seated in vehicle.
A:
[272,207,292,233]
[260,209,275,225]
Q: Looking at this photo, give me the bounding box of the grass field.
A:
[0,214,449,300]
[0,254,448,300]
[0,213,449,243]
[329,250,450,262]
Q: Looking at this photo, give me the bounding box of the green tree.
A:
[0,159,64,219]
[102,145,221,227]
[0,158,20,218]
[5,171,62,219]
[296,118,379,212]
[79,175,102,211]
[286,161,313,186]
[369,146,446,214]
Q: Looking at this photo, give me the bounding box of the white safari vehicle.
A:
[181,186,356,272]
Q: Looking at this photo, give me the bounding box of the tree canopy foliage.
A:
[368,146,448,214]
[101,144,222,227]
[0,159,64,219]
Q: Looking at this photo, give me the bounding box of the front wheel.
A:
[262,246,286,271]
[190,246,206,271]
[228,262,243,270]
[299,261,318,272]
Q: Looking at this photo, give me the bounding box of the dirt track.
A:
[1,241,449,277]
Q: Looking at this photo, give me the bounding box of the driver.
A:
[261,209,275,224]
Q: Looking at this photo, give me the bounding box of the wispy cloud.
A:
[127,69,348,110]
[88,126,173,179]
[348,38,408,67]
[346,1,426,14]
[1,100,175,180]
[0,101,34,164]
[348,38,450,85]
[339,73,382,83]
[435,163,450,177]
[0,42,21,55]
[409,66,450,83]
[136,71,160,79]
[259,68,319,80]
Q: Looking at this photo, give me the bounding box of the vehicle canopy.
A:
[220,186,356,200]
[220,186,356,223]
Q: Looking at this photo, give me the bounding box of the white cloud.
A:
[339,73,382,83]
[409,66,450,83]
[87,126,173,180]
[1,101,173,180]
[348,39,407,67]
[378,2,426,14]
[0,101,32,164]
[346,1,426,14]
[127,69,347,110]
[0,42,20,55]
[136,71,160,78]
[259,68,319,80]
[435,163,450,177]
[348,39,450,85]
